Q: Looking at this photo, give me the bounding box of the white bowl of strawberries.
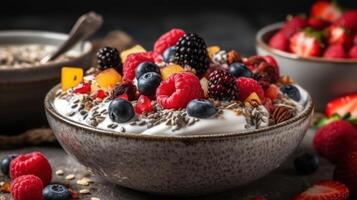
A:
[256,1,357,111]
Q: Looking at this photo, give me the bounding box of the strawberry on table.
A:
[294,180,349,200]
[311,1,342,23]
[323,44,347,59]
[334,151,357,198]
[325,93,357,118]
[289,29,323,57]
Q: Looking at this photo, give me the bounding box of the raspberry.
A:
[153,28,185,55]
[156,72,204,109]
[236,77,265,102]
[123,52,156,81]
[94,89,107,99]
[10,152,52,186]
[208,69,238,101]
[112,81,138,101]
[11,175,44,200]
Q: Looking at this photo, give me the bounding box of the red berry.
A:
[323,44,347,59]
[325,93,357,118]
[11,175,44,200]
[10,152,52,186]
[294,180,349,200]
[263,56,278,68]
[281,16,307,37]
[265,84,279,100]
[135,95,153,115]
[326,25,352,48]
[313,120,357,163]
[74,83,91,94]
[311,1,342,23]
[336,10,357,34]
[334,151,357,198]
[250,196,267,200]
[153,28,185,55]
[156,72,204,109]
[290,30,322,57]
[123,52,156,81]
[95,89,107,99]
[349,45,357,59]
[308,17,330,30]
[236,77,265,102]
[268,31,289,51]
[208,69,238,100]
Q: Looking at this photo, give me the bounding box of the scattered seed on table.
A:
[55,169,64,176]
[91,197,100,200]
[65,174,75,180]
[79,189,90,194]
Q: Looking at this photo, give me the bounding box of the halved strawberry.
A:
[290,29,323,57]
[311,1,342,23]
[336,10,357,34]
[294,180,349,200]
[326,93,357,118]
[326,25,352,47]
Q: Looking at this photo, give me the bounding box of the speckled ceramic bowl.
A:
[0,30,92,133]
[45,85,314,195]
[256,23,357,111]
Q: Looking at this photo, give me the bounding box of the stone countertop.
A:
[0,129,333,200]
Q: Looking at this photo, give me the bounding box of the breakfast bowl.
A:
[256,22,357,111]
[0,30,92,133]
[45,83,314,195]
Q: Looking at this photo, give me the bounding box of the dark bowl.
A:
[0,30,92,134]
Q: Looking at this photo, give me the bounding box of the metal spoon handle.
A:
[41,12,103,64]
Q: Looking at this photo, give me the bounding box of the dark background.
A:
[0,0,356,55]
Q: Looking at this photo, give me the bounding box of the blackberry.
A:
[173,33,209,76]
[96,47,122,72]
[208,69,239,101]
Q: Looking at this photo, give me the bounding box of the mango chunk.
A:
[95,68,122,90]
[120,45,146,62]
[244,92,262,106]
[160,64,184,80]
[207,46,221,60]
[61,67,84,91]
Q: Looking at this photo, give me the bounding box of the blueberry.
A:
[229,62,253,78]
[137,72,162,97]
[163,46,176,63]
[294,153,319,175]
[43,184,71,200]
[280,85,301,101]
[135,62,161,79]
[187,99,218,118]
[1,155,17,177]
[109,98,135,123]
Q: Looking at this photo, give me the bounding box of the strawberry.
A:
[268,31,289,51]
[281,16,307,38]
[323,44,347,59]
[349,45,357,59]
[311,1,342,23]
[325,93,357,118]
[326,25,352,47]
[336,10,357,34]
[250,196,267,200]
[334,151,357,198]
[313,120,357,163]
[294,180,349,200]
[290,29,323,57]
[308,17,330,30]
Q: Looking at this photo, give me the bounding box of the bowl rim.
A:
[0,30,93,72]
[45,84,314,141]
[256,22,357,64]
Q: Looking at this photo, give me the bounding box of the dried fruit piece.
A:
[95,68,122,90]
[61,67,84,91]
[207,46,220,60]
[227,50,242,64]
[160,64,184,80]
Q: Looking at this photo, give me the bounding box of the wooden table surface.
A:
[0,129,334,200]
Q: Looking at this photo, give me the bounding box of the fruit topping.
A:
[236,77,265,103]
[61,67,83,91]
[265,84,279,100]
[120,44,146,63]
[289,29,323,57]
[10,152,52,186]
[135,95,153,115]
[160,64,185,80]
[74,83,91,94]
[186,99,217,118]
[94,89,107,99]
[208,69,238,101]
[95,68,122,90]
[271,105,294,124]
[173,32,210,76]
[294,153,320,175]
[207,46,220,60]
[156,72,204,109]
[43,184,71,200]
[226,50,242,64]
[11,175,44,200]
[229,62,253,78]
[153,28,185,55]
[280,85,301,102]
[162,46,176,63]
[135,62,161,79]
[112,81,137,101]
[1,155,17,177]
[96,47,122,72]
[294,180,349,200]
[325,93,357,118]
[137,72,162,97]
[123,52,156,81]
[109,98,135,123]
[313,120,357,163]
[334,151,357,198]
[244,92,262,105]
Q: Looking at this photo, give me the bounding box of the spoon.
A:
[40,12,103,64]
